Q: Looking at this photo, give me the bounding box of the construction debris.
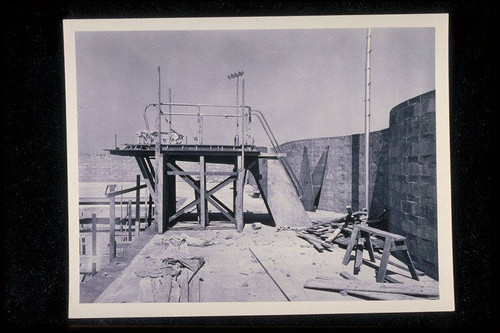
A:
[135,234,206,302]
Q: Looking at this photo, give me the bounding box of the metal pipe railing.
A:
[141,100,302,198]
[250,110,303,198]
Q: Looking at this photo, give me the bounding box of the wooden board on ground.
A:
[304,277,439,297]
[249,247,309,301]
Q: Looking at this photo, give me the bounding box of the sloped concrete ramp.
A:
[254,157,311,228]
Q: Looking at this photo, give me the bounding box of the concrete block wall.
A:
[79,153,139,182]
[79,154,236,183]
[279,129,389,217]
[278,90,437,279]
[387,90,437,279]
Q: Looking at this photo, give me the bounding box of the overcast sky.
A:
[75,27,434,153]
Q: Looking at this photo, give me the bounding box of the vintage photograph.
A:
[64,14,453,318]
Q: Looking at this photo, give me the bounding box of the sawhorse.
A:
[342,224,420,283]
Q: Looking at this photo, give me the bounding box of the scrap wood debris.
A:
[134,234,207,303]
[296,206,389,252]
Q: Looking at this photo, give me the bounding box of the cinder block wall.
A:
[78,153,138,182]
[279,129,390,217]
[387,91,437,279]
[279,90,437,279]
[79,154,235,182]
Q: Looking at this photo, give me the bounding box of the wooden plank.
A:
[167,171,238,176]
[356,224,406,242]
[295,233,323,252]
[178,269,189,303]
[304,278,439,297]
[138,278,155,302]
[339,271,360,281]
[106,184,147,198]
[326,228,342,243]
[296,232,334,251]
[249,247,307,302]
[344,290,421,301]
[384,275,403,284]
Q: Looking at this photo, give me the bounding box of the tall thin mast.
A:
[364,28,372,217]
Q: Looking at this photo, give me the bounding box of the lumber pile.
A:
[296,206,388,252]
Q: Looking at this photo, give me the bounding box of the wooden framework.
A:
[109,145,261,233]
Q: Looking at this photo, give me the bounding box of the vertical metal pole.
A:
[109,184,116,262]
[197,106,203,145]
[241,79,246,176]
[235,76,239,144]
[91,214,97,275]
[168,88,172,132]
[236,79,246,232]
[364,28,372,217]
[155,66,162,229]
[135,174,141,238]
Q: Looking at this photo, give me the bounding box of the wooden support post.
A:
[376,237,393,283]
[127,200,132,241]
[135,175,141,238]
[144,187,149,229]
[354,237,364,275]
[342,227,360,265]
[91,214,97,275]
[235,155,244,232]
[199,155,207,228]
[148,194,152,227]
[109,184,116,262]
[364,232,376,262]
[157,154,165,234]
[164,157,177,228]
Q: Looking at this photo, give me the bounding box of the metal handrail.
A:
[250,110,303,198]
[141,101,302,198]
